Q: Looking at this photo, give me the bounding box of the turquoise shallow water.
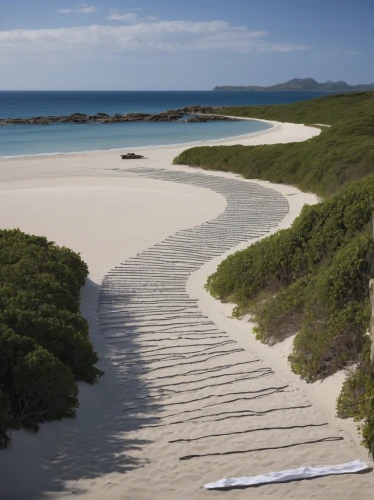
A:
[0,120,272,157]
[0,90,328,157]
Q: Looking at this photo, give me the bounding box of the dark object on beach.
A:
[120,153,144,159]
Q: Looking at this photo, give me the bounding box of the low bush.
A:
[252,276,311,343]
[13,347,79,428]
[362,399,374,459]
[336,341,374,421]
[0,388,11,449]
[207,181,374,381]
[2,306,100,382]
[0,229,103,448]
[289,233,372,380]
[207,175,374,314]
[336,342,374,456]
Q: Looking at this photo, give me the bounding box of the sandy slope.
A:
[0,120,373,499]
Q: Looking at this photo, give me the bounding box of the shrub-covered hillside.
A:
[174,92,374,197]
[0,229,103,448]
[174,91,374,457]
[206,175,374,381]
[215,91,373,124]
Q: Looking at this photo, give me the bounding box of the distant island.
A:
[213,78,374,92]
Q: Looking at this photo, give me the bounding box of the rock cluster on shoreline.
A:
[0,106,235,125]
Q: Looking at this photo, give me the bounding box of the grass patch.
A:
[174,92,374,197]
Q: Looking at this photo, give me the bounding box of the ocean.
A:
[0,90,328,157]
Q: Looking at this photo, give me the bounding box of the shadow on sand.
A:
[0,278,159,500]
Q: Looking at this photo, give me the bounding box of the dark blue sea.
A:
[0,91,328,157]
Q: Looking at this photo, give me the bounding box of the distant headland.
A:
[213,78,374,92]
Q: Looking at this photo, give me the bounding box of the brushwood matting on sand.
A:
[98,168,345,478]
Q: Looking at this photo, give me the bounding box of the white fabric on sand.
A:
[204,459,370,489]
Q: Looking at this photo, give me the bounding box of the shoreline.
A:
[0,120,317,186]
[0,116,276,160]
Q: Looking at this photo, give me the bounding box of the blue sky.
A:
[0,0,373,90]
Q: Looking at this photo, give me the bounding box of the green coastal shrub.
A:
[215,90,374,125]
[361,399,374,458]
[0,280,78,313]
[204,171,374,384]
[2,306,100,382]
[0,388,11,449]
[289,233,372,380]
[174,92,374,197]
[0,326,37,393]
[13,347,78,428]
[336,341,374,421]
[252,276,311,343]
[0,229,102,448]
[207,175,374,315]
[336,342,374,457]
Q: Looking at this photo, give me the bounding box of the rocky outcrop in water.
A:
[0,106,235,125]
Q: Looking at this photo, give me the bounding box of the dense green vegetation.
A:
[206,176,374,380]
[0,229,103,448]
[174,92,374,197]
[174,91,374,457]
[336,340,374,456]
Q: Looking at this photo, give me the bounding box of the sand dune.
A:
[0,121,373,499]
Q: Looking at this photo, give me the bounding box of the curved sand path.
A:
[97,167,373,500]
[0,121,373,499]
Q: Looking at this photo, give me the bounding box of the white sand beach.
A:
[0,121,373,500]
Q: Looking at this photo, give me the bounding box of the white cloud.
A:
[147,15,159,21]
[77,7,96,14]
[58,3,96,14]
[0,20,311,59]
[107,12,138,22]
